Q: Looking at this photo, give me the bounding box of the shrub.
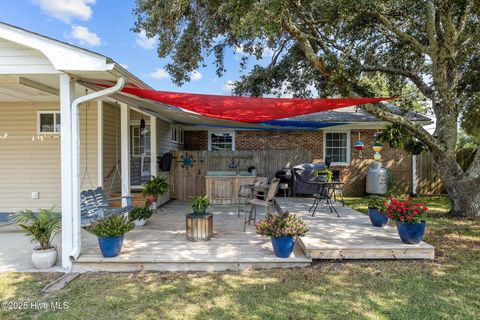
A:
[128,206,153,221]
[256,211,308,237]
[87,215,134,238]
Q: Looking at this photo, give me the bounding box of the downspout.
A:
[69,77,125,260]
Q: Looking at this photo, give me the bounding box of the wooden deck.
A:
[73,198,434,272]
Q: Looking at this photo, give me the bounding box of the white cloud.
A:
[222,80,236,94]
[150,68,169,80]
[70,25,101,46]
[34,0,96,23]
[191,70,202,81]
[136,30,156,49]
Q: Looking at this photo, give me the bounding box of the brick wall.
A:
[340,129,411,196]
[184,131,208,150]
[183,129,411,196]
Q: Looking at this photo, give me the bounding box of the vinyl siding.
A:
[102,102,121,195]
[0,101,180,212]
[156,119,182,205]
[0,102,98,212]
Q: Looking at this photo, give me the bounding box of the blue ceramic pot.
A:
[396,220,426,244]
[368,208,390,227]
[98,235,124,257]
[271,236,295,258]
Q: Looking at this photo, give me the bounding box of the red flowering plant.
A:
[256,211,308,238]
[383,197,429,224]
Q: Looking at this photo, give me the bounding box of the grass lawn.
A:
[1,196,479,320]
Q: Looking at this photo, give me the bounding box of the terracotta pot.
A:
[146,195,158,203]
[31,246,57,269]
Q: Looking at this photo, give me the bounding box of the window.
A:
[209,131,235,151]
[131,125,151,157]
[38,111,61,134]
[171,125,184,144]
[324,131,350,165]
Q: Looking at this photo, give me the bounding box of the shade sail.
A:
[100,84,393,123]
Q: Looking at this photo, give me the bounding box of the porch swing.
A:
[80,99,133,226]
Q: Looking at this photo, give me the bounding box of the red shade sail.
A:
[106,85,393,123]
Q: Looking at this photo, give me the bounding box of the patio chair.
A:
[330,170,345,206]
[237,176,268,217]
[80,187,133,226]
[244,178,280,231]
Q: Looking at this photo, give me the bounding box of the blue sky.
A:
[0,0,268,94]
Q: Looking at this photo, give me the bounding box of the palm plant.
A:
[9,209,61,250]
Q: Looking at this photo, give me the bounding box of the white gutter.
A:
[69,77,125,260]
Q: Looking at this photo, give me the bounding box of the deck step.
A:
[73,247,311,272]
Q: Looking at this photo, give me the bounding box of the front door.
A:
[130,124,151,188]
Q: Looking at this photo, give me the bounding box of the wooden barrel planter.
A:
[186,213,213,242]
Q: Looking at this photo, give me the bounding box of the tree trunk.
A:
[442,176,480,217]
[433,156,480,217]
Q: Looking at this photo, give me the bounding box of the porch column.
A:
[120,103,131,206]
[60,74,74,271]
[97,101,104,187]
[150,116,158,177]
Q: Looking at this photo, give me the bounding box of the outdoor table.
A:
[307,181,344,217]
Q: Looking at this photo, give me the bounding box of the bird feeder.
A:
[373,142,383,153]
[355,132,365,158]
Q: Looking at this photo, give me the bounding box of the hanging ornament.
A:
[373,152,382,161]
[354,132,365,158]
[372,142,383,153]
[140,117,146,130]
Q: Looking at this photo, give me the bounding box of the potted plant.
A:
[384,197,429,244]
[9,209,61,269]
[191,195,210,215]
[314,169,333,182]
[86,215,134,257]
[186,195,213,241]
[367,195,389,227]
[128,206,153,226]
[256,211,308,258]
[142,175,170,204]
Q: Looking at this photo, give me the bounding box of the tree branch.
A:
[281,8,443,154]
[288,3,434,99]
[364,10,429,55]
[359,65,433,99]
[357,102,444,154]
[426,0,438,56]
[281,10,330,76]
[466,145,480,177]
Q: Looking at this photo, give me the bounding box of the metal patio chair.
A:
[237,176,268,217]
[244,178,280,231]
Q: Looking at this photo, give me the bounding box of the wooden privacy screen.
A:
[171,150,313,201]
